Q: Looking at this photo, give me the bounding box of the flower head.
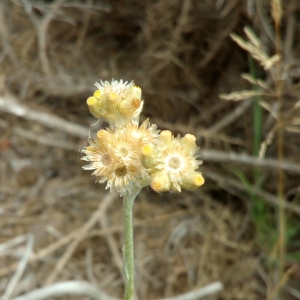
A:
[81,135,117,183]
[83,78,205,196]
[86,79,143,127]
[120,118,160,148]
[141,130,204,193]
[81,120,159,196]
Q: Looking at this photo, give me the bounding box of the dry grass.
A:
[1,0,300,299]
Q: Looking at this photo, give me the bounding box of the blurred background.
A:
[1,0,300,299]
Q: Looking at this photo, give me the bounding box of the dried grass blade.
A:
[264,54,281,70]
[242,73,269,89]
[244,27,263,49]
[286,126,300,133]
[260,100,278,119]
[271,0,283,26]
[259,127,276,158]
[220,90,263,101]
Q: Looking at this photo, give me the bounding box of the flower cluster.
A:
[86,79,143,128]
[82,79,204,196]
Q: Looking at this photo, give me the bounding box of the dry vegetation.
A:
[0,0,300,299]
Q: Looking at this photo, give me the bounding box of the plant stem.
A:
[123,188,140,300]
[274,8,285,291]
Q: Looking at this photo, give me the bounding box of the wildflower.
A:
[120,118,160,148]
[141,130,204,193]
[81,134,117,184]
[86,79,143,127]
[81,119,159,196]
[83,78,205,195]
[83,79,206,300]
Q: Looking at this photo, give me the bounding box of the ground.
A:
[0,1,300,299]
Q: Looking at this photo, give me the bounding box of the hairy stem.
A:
[123,189,140,300]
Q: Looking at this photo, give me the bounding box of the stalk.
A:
[272,1,285,296]
[123,188,140,300]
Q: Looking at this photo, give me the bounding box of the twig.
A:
[1,118,75,149]
[0,93,89,139]
[201,150,300,173]
[27,1,111,11]
[0,228,82,278]
[208,99,253,132]
[99,209,123,274]
[0,1,19,67]
[158,282,223,300]
[203,168,300,215]
[152,118,245,145]
[198,8,238,68]
[12,127,76,149]
[283,4,296,65]
[3,234,34,299]
[11,281,119,300]
[44,193,115,285]
[0,211,185,278]
[85,249,98,287]
[255,0,276,45]
[0,235,27,253]
[23,0,65,75]
[75,0,94,53]
[284,285,300,300]
[171,0,192,50]
[10,281,222,300]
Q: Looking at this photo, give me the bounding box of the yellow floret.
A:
[159,130,172,145]
[140,144,157,169]
[97,129,110,141]
[87,96,103,118]
[150,171,171,193]
[93,90,101,98]
[182,134,196,146]
[87,96,96,106]
[108,92,117,102]
[182,172,205,191]
[141,144,154,156]
[194,173,205,186]
[180,134,198,152]
[118,98,142,118]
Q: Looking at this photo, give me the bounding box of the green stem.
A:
[249,56,262,160]
[123,188,140,300]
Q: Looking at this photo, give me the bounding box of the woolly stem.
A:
[123,188,140,300]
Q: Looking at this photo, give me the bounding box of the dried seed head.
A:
[271,0,282,27]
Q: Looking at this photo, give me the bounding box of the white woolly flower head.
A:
[86,79,143,127]
[140,130,204,193]
[82,78,205,196]
[81,120,160,196]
